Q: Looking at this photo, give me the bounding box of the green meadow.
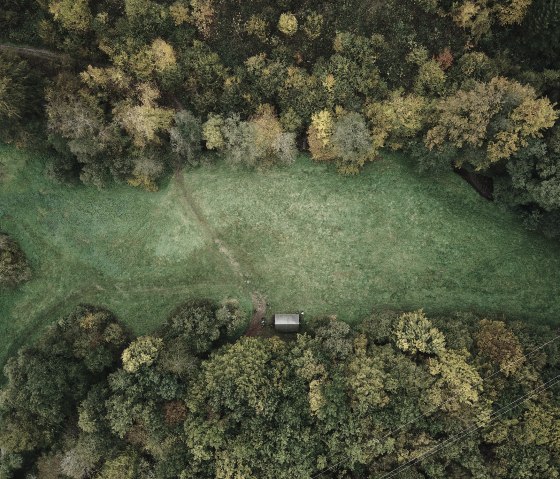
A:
[1,143,560,364]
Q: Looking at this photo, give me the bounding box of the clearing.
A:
[1,144,560,364]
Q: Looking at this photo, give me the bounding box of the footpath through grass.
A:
[0,145,247,364]
[1,144,560,365]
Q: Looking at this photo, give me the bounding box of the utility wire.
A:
[378,373,560,479]
[311,332,560,479]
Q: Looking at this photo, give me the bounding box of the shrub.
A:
[0,233,31,287]
[165,298,247,353]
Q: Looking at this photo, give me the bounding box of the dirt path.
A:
[173,166,244,279]
[0,44,70,62]
[245,292,267,337]
[173,165,266,335]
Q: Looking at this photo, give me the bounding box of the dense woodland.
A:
[1,2,560,476]
[0,0,560,234]
[0,303,559,478]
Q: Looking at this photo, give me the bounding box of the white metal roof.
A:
[274,314,300,325]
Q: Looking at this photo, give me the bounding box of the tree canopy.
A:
[1,303,559,478]
[1,0,559,235]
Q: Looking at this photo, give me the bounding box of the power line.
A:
[311,331,560,479]
[379,373,560,479]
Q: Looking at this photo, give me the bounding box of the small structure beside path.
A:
[274,313,300,333]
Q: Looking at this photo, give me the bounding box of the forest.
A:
[1,0,559,235]
[1,0,560,477]
[1,303,559,478]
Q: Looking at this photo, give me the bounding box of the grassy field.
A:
[0,145,248,364]
[188,156,560,325]
[1,144,560,364]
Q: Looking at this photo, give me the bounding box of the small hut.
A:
[274,313,300,333]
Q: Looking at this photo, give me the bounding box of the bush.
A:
[0,233,31,287]
[165,298,246,354]
[205,108,297,169]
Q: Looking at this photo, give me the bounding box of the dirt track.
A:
[173,165,266,335]
[245,292,267,337]
[0,44,69,61]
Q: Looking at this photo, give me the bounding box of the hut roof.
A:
[274,313,300,332]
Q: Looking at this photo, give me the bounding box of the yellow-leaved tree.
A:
[307,109,336,161]
[278,13,298,36]
[121,336,163,373]
[365,91,427,150]
[49,0,92,32]
[426,76,558,170]
[113,83,174,149]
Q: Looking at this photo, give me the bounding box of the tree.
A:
[2,304,560,478]
[307,109,336,162]
[0,55,28,121]
[48,0,92,32]
[0,347,89,453]
[46,79,106,157]
[346,339,390,414]
[121,336,164,373]
[44,304,129,373]
[428,0,534,38]
[60,434,109,479]
[414,59,447,97]
[164,298,245,354]
[426,76,558,170]
[46,74,128,187]
[0,52,42,143]
[170,110,203,166]
[303,12,323,40]
[278,13,298,36]
[427,348,484,414]
[113,83,174,149]
[127,148,166,192]
[179,40,227,114]
[97,451,143,479]
[308,110,377,174]
[187,0,215,38]
[184,336,317,478]
[219,114,263,168]
[331,111,376,174]
[311,316,355,361]
[215,298,247,337]
[394,310,446,356]
[205,107,297,169]
[251,105,297,167]
[202,114,225,150]
[365,91,427,150]
[127,39,179,81]
[0,233,31,287]
[490,125,560,237]
[475,319,525,375]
